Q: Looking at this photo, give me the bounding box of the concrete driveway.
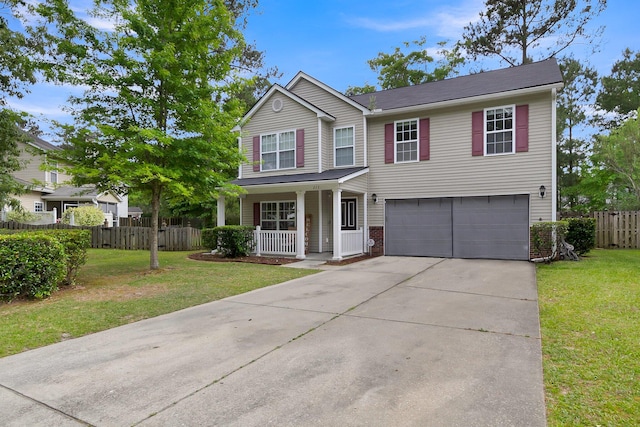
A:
[0,257,546,426]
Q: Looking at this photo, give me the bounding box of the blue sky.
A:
[7,0,639,140]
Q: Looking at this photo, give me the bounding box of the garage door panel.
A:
[385,199,452,257]
[385,195,530,260]
[452,195,529,260]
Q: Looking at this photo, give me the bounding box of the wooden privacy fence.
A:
[593,211,640,249]
[0,222,202,251]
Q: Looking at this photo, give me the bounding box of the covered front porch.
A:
[220,167,369,261]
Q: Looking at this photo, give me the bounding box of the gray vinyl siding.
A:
[13,142,72,187]
[240,93,319,179]
[289,79,365,171]
[367,92,553,227]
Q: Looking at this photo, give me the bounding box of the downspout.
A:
[551,88,558,222]
[318,118,323,173]
[237,136,242,179]
[363,116,368,167]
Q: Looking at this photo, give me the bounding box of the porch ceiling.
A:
[232,167,368,194]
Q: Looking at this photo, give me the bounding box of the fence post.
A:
[255,226,261,256]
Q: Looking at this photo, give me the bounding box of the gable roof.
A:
[21,130,60,152]
[41,185,123,202]
[286,71,371,114]
[233,84,335,131]
[349,58,563,112]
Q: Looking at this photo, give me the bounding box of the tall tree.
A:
[591,111,640,210]
[595,48,640,127]
[345,38,464,95]
[37,0,263,269]
[0,0,40,211]
[556,57,598,212]
[461,0,606,66]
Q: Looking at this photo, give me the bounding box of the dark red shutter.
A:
[472,111,484,156]
[253,136,260,172]
[296,129,304,167]
[253,203,260,227]
[419,118,430,161]
[384,123,394,164]
[515,105,529,152]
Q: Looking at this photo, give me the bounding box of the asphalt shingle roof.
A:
[232,167,367,187]
[349,58,563,111]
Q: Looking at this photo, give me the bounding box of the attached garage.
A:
[385,195,530,260]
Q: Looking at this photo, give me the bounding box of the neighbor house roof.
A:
[41,186,123,202]
[232,167,367,187]
[349,58,563,112]
[22,130,60,152]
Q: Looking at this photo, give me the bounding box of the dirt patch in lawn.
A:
[188,252,301,265]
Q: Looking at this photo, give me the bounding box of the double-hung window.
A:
[261,131,295,171]
[261,201,296,230]
[334,126,354,167]
[485,106,514,155]
[34,201,44,212]
[395,119,418,162]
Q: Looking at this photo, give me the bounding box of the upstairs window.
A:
[485,106,514,155]
[261,130,295,171]
[334,126,355,167]
[395,119,418,162]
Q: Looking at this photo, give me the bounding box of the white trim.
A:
[363,116,368,168]
[337,167,369,184]
[551,88,558,221]
[318,118,323,173]
[286,72,372,114]
[333,125,356,168]
[318,191,323,253]
[368,83,564,117]
[260,129,297,172]
[483,105,516,156]
[394,118,420,163]
[34,201,44,212]
[237,136,242,179]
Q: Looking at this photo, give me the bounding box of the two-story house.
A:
[221,59,563,261]
[4,133,128,226]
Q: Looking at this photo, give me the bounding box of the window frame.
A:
[394,118,419,163]
[260,130,296,171]
[484,105,516,156]
[260,200,296,231]
[34,201,44,212]
[333,125,355,167]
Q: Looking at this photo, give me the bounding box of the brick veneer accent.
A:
[369,226,384,256]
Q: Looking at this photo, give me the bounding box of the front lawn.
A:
[537,249,640,426]
[0,249,317,358]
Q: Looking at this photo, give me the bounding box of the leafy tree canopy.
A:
[595,48,640,127]
[461,0,606,66]
[33,0,266,269]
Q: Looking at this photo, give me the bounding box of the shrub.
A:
[205,225,255,257]
[0,234,66,300]
[6,210,39,224]
[32,229,91,285]
[566,217,596,255]
[62,206,105,226]
[530,221,568,259]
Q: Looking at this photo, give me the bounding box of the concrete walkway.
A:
[0,257,546,426]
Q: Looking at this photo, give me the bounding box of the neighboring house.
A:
[221,59,563,261]
[4,133,128,226]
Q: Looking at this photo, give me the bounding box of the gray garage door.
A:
[385,195,530,260]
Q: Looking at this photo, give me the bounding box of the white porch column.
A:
[217,195,225,226]
[332,189,342,261]
[296,190,306,259]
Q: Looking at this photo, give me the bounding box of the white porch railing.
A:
[341,227,364,257]
[254,227,296,256]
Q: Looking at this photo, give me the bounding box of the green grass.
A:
[537,249,640,426]
[0,249,318,358]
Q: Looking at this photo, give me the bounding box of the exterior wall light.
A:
[372,193,378,204]
[539,185,546,198]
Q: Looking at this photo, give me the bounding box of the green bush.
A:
[205,225,255,258]
[62,206,105,226]
[32,229,91,285]
[566,217,596,255]
[0,234,66,300]
[6,210,39,224]
[531,221,568,259]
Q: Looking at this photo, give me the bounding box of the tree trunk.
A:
[150,184,161,270]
